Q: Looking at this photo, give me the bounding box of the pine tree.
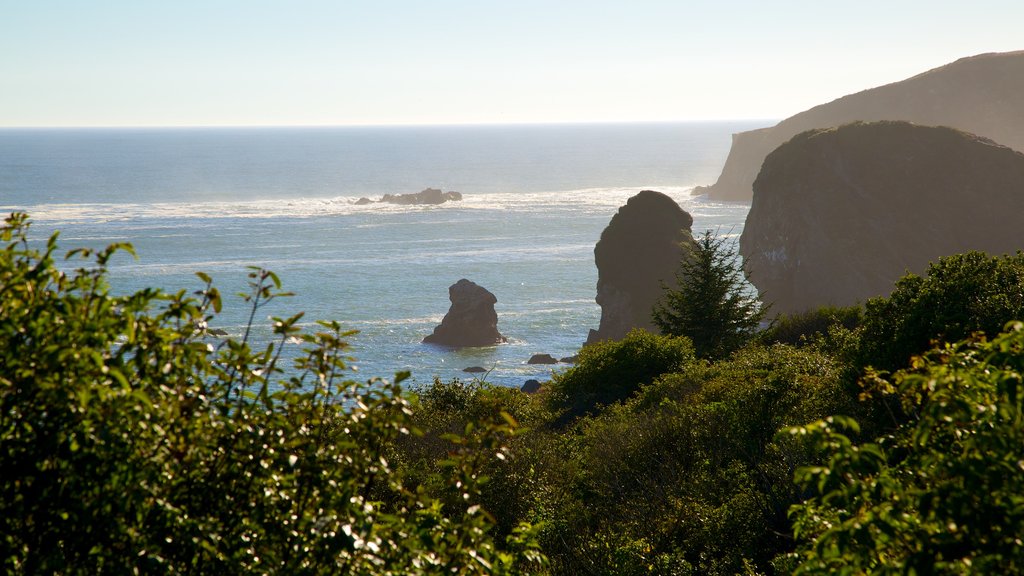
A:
[652,229,764,360]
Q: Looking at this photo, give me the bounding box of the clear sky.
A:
[2,0,1022,127]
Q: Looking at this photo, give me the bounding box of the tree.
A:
[653,229,765,360]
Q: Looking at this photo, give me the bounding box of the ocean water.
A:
[0,123,760,388]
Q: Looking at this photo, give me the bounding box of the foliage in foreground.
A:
[0,213,543,574]
[786,322,1024,574]
[653,229,765,360]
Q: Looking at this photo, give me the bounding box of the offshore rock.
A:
[423,279,507,347]
[740,121,1024,315]
[698,50,1024,201]
[586,190,697,344]
[380,188,462,205]
[527,353,558,365]
[521,379,542,394]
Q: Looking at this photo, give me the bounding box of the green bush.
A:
[787,322,1024,574]
[540,344,852,575]
[0,213,544,574]
[858,251,1024,373]
[398,379,550,545]
[547,328,696,419]
[760,305,863,347]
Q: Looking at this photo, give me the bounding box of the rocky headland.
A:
[423,279,507,347]
[697,50,1024,202]
[355,188,463,205]
[586,190,697,344]
[740,121,1024,315]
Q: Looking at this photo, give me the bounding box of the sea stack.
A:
[586,190,696,344]
[740,121,1024,315]
[423,279,507,347]
[697,50,1024,201]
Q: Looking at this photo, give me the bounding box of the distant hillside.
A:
[740,121,1024,315]
[698,50,1024,202]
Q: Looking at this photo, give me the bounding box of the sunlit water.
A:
[1,123,761,388]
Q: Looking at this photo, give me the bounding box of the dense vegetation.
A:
[0,214,543,574]
[4,212,1024,574]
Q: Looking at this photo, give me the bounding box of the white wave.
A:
[3,185,707,224]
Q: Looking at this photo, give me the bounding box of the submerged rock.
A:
[527,353,558,365]
[463,366,487,373]
[423,279,507,347]
[740,121,1024,315]
[698,50,1024,201]
[586,190,696,344]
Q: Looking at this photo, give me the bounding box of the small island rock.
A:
[527,353,558,365]
[521,379,542,394]
[353,188,463,205]
[423,279,507,347]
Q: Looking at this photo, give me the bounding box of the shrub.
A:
[547,328,696,419]
[0,213,544,574]
[787,322,1024,574]
[760,305,863,347]
[541,344,851,575]
[858,251,1024,373]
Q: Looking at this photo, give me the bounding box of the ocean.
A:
[0,122,761,388]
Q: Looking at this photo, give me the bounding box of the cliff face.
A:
[587,190,696,344]
[700,50,1024,202]
[740,121,1024,315]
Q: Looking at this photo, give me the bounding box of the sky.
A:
[1,1,1022,127]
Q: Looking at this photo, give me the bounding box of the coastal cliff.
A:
[698,50,1024,202]
[587,190,696,344]
[740,121,1024,314]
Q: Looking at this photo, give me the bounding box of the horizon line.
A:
[0,118,780,130]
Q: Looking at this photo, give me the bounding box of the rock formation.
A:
[423,279,507,347]
[521,379,542,394]
[356,188,463,205]
[527,353,558,365]
[697,50,1024,202]
[740,121,1024,315]
[586,190,697,344]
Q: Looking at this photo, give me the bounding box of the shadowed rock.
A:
[423,279,507,347]
[521,379,542,394]
[527,353,558,365]
[740,121,1024,315]
[353,188,462,205]
[586,190,697,344]
[698,50,1024,201]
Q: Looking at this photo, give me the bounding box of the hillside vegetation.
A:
[4,212,1024,574]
